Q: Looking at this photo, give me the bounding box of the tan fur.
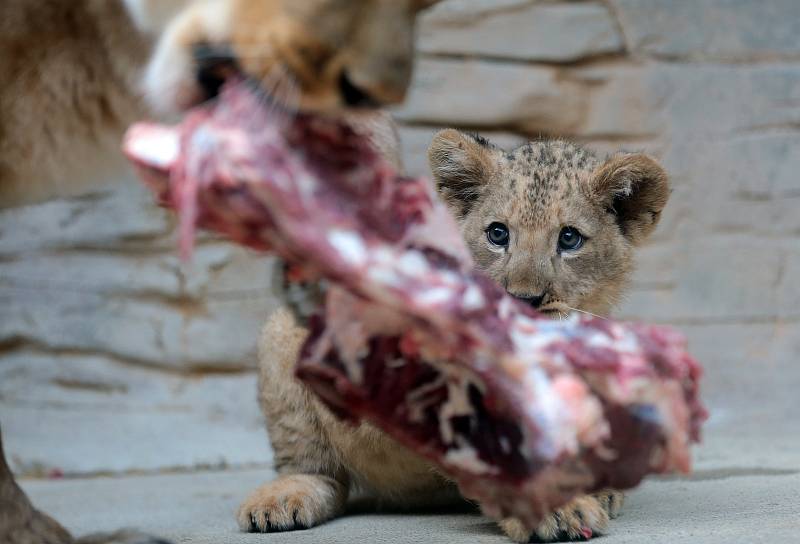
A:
[0,0,437,208]
[0,0,149,207]
[248,130,669,542]
[239,308,456,534]
[143,0,439,114]
[429,129,670,317]
[500,490,624,542]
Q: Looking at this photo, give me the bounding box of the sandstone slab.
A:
[397,125,526,177]
[1,352,271,476]
[611,0,800,61]
[394,58,585,134]
[419,1,622,62]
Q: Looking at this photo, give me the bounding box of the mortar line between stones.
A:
[0,337,257,376]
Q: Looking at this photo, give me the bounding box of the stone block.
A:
[0,181,170,255]
[576,63,800,138]
[394,58,585,134]
[397,125,527,177]
[619,239,786,322]
[421,0,531,19]
[0,289,274,370]
[0,352,271,476]
[611,0,800,61]
[419,1,623,62]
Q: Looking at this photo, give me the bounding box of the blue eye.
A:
[558,226,583,251]
[486,222,510,247]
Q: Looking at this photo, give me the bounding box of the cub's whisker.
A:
[563,305,608,321]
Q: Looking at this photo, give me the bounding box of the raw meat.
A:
[123,81,707,528]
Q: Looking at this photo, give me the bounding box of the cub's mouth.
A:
[509,295,572,319]
[539,304,568,314]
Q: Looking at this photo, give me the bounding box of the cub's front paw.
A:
[500,491,623,542]
[237,474,347,533]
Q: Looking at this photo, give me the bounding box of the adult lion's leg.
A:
[0,423,75,544]
[0,425,172,544]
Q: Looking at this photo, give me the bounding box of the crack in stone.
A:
[0,338,256,376]
[15,461,273,481]
[601,0,632,56]
[417,50,630,69]
[640,52,800,65]
[50,378,129,395]
[657,467,799,482]
[615,315,800,327]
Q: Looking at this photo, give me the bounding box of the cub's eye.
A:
[486,222,510,247]
[558,226,583,252]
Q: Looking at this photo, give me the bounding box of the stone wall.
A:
[2,0,798,476]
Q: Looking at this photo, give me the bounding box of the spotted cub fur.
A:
[244,130,670,542]
[430,129,669,318]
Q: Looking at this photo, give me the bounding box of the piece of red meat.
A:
[123,81,707,528]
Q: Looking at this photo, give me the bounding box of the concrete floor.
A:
[22,466,800,544]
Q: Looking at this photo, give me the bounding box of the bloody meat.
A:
[123,81,707,528]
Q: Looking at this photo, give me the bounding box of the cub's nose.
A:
[513,293,546,309]
[193,44,238,101]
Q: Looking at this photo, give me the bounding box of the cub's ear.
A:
[428,129,496,217]
[590,153,670,245]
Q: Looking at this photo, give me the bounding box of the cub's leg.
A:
[499,491,623,542]
[237,307,349,533]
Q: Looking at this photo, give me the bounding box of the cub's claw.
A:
[237,474,347,533]
[500,491,623,542]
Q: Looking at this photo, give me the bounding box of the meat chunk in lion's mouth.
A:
[123,80,707,529]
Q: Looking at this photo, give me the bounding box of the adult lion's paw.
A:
[499,491,623,542]
[1,506,73,544]
[237,474,347,533]
[0,483,170,544]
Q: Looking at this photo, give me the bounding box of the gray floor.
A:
[22,465,800,544]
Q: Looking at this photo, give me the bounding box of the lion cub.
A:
[240,129,670,542]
